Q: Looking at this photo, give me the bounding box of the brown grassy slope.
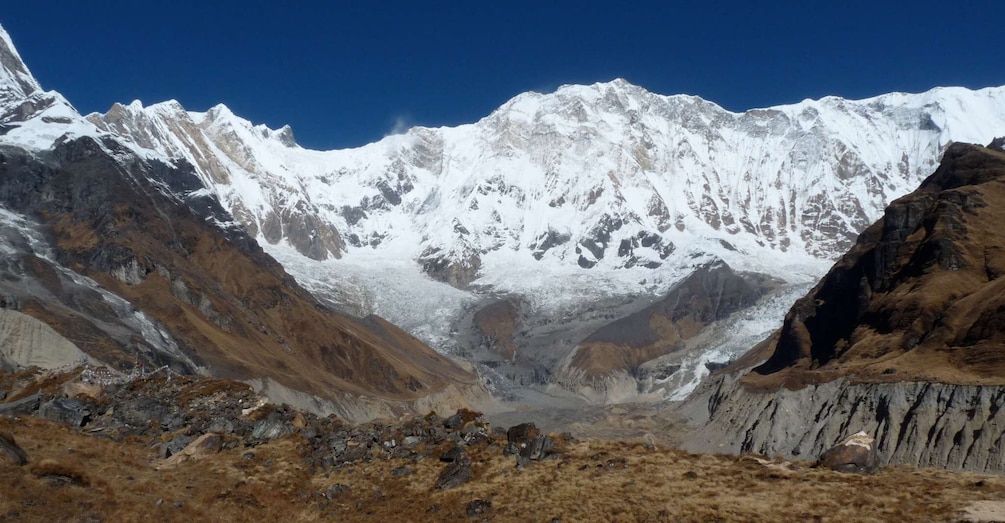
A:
[0,137,473,401]
[571,262,779,378]
[2,415,1004,522]
[472,299,521,361]
[749,143,1005,390]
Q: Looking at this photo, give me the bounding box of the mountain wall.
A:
[681,143,1005,471]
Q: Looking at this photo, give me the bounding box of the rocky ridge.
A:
[681,143,1005,472]
[0,23,486,419]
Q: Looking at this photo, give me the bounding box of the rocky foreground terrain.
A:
[3,366,1005,522]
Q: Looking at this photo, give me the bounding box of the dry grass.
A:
[2,416,1003,522]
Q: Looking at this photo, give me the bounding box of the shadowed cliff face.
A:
[753,143,1005,388]
[0,137,473,402]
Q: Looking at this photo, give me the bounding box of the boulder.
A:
[160,434,195,458]
[160,433,224,468]
[505,422,541,456]
[818,431,878,473]
[38,398,91,427]
[0,392,41,416]
[520,435,555,461]
[435,452,472,489]
[0,431,28,466]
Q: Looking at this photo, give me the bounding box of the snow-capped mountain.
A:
[0,23,493,420]
[82,76,1005,399]
[6,17,1005,403]
[86,79,1005,283]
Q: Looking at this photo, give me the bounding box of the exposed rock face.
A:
[754,143,1005,387]
[681,144,1005,472]
[0,309,90,369]
[559,261,779,400]
[682,373,1005,472]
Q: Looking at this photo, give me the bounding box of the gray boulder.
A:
[38,398,91,427]
[0,392,40,416]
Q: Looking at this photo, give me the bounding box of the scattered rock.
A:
[818,431,878,473]
[435,452,472,489]
[683,471,698,479]
[466,499,492,517]
[391,466,412,476]
[0,431,28,466]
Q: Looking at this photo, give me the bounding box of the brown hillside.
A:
[0,137,473,401]
[749,143,1005,389]
[571,262,779,379]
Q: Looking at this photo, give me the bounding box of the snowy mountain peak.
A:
[0,23,41,101]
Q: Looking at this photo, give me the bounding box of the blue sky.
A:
[4,1,1004,149]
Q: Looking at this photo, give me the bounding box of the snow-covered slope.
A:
[87,79,1005,278]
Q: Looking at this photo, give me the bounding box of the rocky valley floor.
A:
[2,369,1005,522]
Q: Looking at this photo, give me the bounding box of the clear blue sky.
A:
[4,1,1004,149]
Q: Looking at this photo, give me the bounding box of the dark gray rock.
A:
[466,499,492,517]
[38,398,91,427]
[114,396,167,427]
[0,431,28,466]
[435,452,472,490]
[391,466,412,476]
[520,435,555,461]
[444,412,464,429]
[207,418,236,434]
[440,444,464,463]
[250,418,293,441]
[161,435,195,458]
[0,392,40,416]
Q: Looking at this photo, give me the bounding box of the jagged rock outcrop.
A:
[681,144,1005,472]
[682,373,1005,473]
